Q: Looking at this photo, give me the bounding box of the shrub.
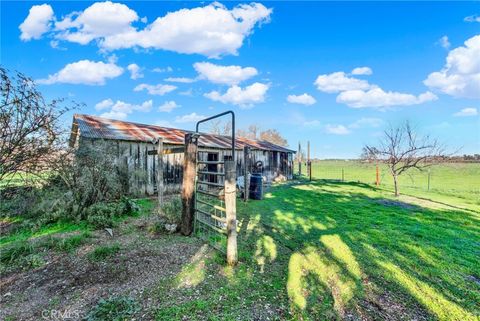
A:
[88,244,121,262]
[85,296,139,321]
[160,196,182,225]
[0,240,35,264]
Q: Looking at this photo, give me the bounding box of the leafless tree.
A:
[362,121,445,196]
[259,129,288,147]
[209,119,232,136]
[0,67,79,184]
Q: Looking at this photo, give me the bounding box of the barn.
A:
[70,114,295,196]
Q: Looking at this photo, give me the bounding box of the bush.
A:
[85,198,139,229]
[160,196,182,225]
[85,296,139,321]
[0,240,35,264]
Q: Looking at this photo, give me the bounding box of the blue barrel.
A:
[249,174,263,200]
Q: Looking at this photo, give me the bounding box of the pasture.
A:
[1,176,479,320]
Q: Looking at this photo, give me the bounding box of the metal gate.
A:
[193,111,237,263]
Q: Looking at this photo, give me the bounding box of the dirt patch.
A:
[0,221,204,321]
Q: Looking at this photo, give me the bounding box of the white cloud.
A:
[159,101,181,112]
[464,15,480,23]
[164,77,196,83]
[438,35,451,49]
[287,93,316,106]
[127,63,143,80]
[19,4,54,41]
[337,88,437,108]
[152,66,173,73]
[453,107,478,117]
[351,67,372,75]
[424,35,480,99]
[325,124,350,135]
[155,119,177,128]
[194,62,258,85]
[98,99,153,120]
[37,59,123,85]
[134,83,177,95]
[304,120,321,127]
[314,72,372,93]
[349,117,384,129]
[95,98,114,110]
[42,2,271,58]
[55,1,139,45]
[204,82,269,108]
[175,112,206,123]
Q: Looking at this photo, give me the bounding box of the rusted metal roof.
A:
[71,114,295,153]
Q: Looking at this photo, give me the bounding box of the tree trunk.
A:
[393,174,399,197]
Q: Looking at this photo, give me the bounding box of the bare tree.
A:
[0,67,78,183]
[209,119,232,136]
[362,121,445,197]
[259,129,288,147]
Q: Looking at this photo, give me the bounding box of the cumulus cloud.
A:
[438,35,451,49]
[351,67,372,75]
[127,63,143,79]
[314,72,371,93]
[464,15,480,23]
[28,2,271,58]
[175,112,206,123]
[424,35,480,99]
[37,59,123,85]
[194,62,258,85]
[287,93,316,106]
[153,66,173,73]
[19,4,54,41]
[134,83,177,95]
[204,82,269,108]
[453,107,478,117]
[97,99,153,120]
[337,88,437,108]
[325,124,350,135]
[159,101,181,112]
[164,77,197,83]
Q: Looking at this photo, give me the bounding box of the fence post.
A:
[243,146,250,202]
[307,141,311,181]
[157,137,164,205]
[342,168,344,182]
[298,142,302,176]
[376,164,380,187]
[181,133,197,236]
[225,160,237,266]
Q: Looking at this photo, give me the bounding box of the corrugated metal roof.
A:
[72,114,295,153]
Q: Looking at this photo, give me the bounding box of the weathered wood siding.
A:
[79,137,293,196]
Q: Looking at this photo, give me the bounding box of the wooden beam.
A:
[224,160,237,266]
[181,133,197,236]
[148,146,185,155]
[157,137,164,205]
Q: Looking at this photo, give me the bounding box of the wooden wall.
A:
[78,137,293,196]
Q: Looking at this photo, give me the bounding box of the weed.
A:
[85,296,139,321]
[88,243,121,262]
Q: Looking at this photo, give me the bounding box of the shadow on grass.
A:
[235,179,480,320]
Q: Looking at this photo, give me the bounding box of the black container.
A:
[249,174,263,200]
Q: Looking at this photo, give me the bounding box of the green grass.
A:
[149,179,479,320]
[85,296,139,321]
[88,243,121,262]
[308,161,480,209]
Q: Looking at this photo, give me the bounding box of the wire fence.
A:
[297,160,480,201]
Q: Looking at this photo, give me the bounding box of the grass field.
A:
[308,161,480,210]
[1,179,479,320]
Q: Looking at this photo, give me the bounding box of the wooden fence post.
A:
[224,160,237,266]
[298,142,302,176]
[157,137,164,205]
[181,133,197,236]
[243,146,250,202]
[376,164,380,187]
[307,141,311,181]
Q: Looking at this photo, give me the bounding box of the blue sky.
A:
[1,1,479,158]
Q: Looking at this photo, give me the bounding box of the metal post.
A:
[225,160,237,266]
[157,137,164,205]
[243,146,250,202]
[181,133,198,236]
[298,142,302,176]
